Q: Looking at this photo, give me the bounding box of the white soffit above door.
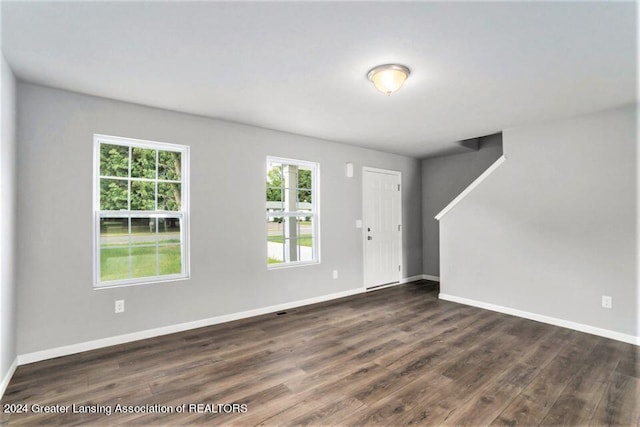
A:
[2,1,636,158]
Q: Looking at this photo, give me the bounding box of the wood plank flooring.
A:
[1,281,638,426]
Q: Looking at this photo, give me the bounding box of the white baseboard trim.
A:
[439,293,639,346]
[1,358,18,400]
[422,274,440,282]
[18,287,365,365]
[401,275,425,284]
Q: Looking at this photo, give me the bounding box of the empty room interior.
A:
[0,1,639,425]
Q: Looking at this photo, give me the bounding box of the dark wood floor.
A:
[1,281,638,426]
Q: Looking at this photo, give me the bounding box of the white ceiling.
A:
[2,1,636,158]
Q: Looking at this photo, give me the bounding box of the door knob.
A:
[367,236,373,240]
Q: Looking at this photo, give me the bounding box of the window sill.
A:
[94,274,190,290]
[268,260,320,270]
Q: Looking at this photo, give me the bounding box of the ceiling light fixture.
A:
[367,64,410,95]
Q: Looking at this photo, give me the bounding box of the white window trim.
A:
[93,134,190,288]
[266,156,320,269]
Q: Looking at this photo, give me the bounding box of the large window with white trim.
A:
[267,157,319,267]
[93,135,189,288]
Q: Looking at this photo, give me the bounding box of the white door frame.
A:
[362,166,403,291]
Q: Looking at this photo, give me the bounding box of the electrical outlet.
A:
[332,270,338,279]
[115,300,125,313]
[601,295,612,309]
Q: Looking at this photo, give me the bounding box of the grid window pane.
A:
[267,216,285,243]
[100,144,129,177]
[297,168,312,190]
[131,181,156,210]
[159,245,182,275]
[131,147,157,179]
[298,237,314,262]
[159,151,182,180]
[100,179,128,210]
[288,216,313,248]
[267,216,285,264]
[158,183,181,211]
[130,217,157,245]
[101,247,130,281]
[131,246,159,278]
[267,197,283,212]
[99,217,130,281]
[157,218,181,244]
[266,187,283,202]
[266,163,283,207]
[130,217,157,278]
[297,190,312,212]
[100,217,129,246]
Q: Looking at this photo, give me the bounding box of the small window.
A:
[267,157,319,268]
[93,135,190,288]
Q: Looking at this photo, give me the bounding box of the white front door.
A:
[363,168,402,289]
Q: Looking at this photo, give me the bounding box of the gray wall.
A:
[16,83,422,355]
[1,55,17,386]
[421,135,502,277]
[440,105,637,337]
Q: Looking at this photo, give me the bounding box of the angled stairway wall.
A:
[421,134,503,278]
[437,105,638,343]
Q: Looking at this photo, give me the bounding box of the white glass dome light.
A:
[367,64,411,95]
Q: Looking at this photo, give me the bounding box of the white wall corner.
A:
[0,357,17,400]
[435,155,506,221]
[422,274,440,282]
